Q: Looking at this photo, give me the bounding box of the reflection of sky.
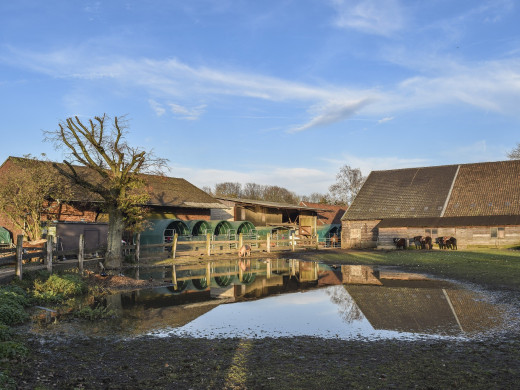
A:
[150,286,433,340]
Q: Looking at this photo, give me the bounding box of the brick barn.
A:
[0,156,224,242]
[341,160,520,249]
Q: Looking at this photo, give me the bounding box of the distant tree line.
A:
[203,165,366,206]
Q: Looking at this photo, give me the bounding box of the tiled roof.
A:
[443,160,520,217]
[343,165,459,220]
[215,196,321,212]
[299,202,347,224]
[343,160,520,221]
[1,157,224,209]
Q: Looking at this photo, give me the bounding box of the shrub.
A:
[0,289,30,307]
[0,341,28,360]
[0,371,16,390]
[0,286,30,326]
[0,324,12,341]
[33,273,86,302]
[75,305,115,321]
[0,302,29,326]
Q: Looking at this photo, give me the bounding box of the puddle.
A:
[30,259,513,341]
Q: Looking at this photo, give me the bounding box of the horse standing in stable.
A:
[393,238,406,250]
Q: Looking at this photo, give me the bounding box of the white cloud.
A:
[169,164,334,195]
[377,116,394,124]
[2,45,520,134]
[168,103,206,120]
[330,0,405,36]
[323,154,430,176]
[148,99,166,116]
[290,98,374,133]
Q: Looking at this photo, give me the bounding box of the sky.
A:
[1,0,519,196]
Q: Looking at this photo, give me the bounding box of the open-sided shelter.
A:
[213,197,320,237]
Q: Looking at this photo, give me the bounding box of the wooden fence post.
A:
[315,234,319,250]
[172,264,177,289]
[78,234,84,275]
[291,234,296,252]
[16,235,23,281]
[206,233,211,256]
[135,233,141,265]
[238,233,243,250]
[266,235,271,253]
[172,233,178,259]
[46,235,53,273]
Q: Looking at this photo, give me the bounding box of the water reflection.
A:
[35,259,509,340]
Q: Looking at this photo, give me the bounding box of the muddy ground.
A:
[5,250,520,389]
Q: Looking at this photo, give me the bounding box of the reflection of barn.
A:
[345,284,503,335]
[342,160,520,249]
[213,197,320,237]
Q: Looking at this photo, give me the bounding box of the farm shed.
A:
[0,156,225,239]
[207,220,234,237]
[185,220,213,236]
[229,221,256,236]
[140,219,190,247]
[342,160,520,249]
[213,196,320,237]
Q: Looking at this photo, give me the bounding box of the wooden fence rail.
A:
[1,232,332,280]
[0,234,103,281]
[134,233,320,260]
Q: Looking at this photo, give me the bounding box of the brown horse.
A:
[413,236,423,249]
[445,237,457,250]
[393,238,406,249]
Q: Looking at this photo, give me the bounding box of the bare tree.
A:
[507,143,520,160]
[242,182,265,200]
[328,165,366,205]
[201,186,213,195]
[301,192,332,204]
[262,185,299,204]
[214,182,242,198]
[44,114,167,269]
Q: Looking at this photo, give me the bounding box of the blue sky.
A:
[1,0,519,195]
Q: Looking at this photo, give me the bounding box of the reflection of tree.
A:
[326,286,363,324]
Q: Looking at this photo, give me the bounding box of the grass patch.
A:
[33,273,86,303]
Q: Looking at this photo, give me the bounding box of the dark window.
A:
[491,227,498,238]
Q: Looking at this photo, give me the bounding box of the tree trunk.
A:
[105,207,124,269]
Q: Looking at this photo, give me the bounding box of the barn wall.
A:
[378,225,520,249]
[341,220,380,249]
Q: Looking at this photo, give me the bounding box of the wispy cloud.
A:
[148,99,166,116]
[290,98,374,133]
[1,44,519,133]
[168,103,206,120]
[377,116,394,124]
[322,154,430,175]
[170,164,333,195]
[330,0,406,36]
